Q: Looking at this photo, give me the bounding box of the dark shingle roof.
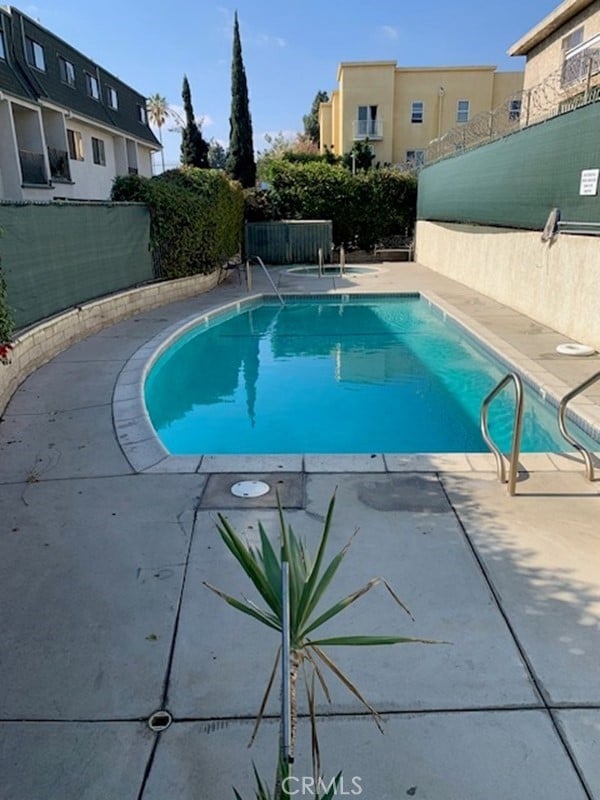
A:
[0,7,159,147]
[0,8,36,100]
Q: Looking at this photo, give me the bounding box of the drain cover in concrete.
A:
[231,480,270,498]
[200,473,303,508]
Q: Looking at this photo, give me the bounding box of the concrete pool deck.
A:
[0,262,599,799]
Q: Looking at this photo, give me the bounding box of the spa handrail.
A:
[480,373,524,496]
[558,370,600,481]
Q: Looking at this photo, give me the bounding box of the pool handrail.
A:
[558,369,600,481]
[246,255,286,306]
[480,372,524,496]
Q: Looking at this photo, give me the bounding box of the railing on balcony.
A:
[19,149,48,185]
[47,146,71,182]
[352,119,383,140]
[561,45,600,87]
[128,166,138,175]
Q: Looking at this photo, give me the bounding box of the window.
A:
[508,99,521,121]
[137,104,147,124]
[0,30,6,60]
[91,137,106,166]
[562,26,584,52]
[25,37,45,70]
[356,105,378,137]
[85,72,100,100]
[406,149,425,167]
[456,100,470,123]
[58,57,76,87]
[66,129,84,160]
[106,86,118,109]
[411,101,424,123]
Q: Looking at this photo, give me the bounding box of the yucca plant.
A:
[205,492,434,798]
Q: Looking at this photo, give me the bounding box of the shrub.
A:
[258,161,417,249]
[0,231,14,355]
[243,188,281,223]
[112,168,244,278]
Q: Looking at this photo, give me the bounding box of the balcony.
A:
[18,149,48,185]
[561,44,600,87]
[47,147,71,182]
[128,166,139,175]
[352,119,383,140]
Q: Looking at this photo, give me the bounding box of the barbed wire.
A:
[425,49,600,165]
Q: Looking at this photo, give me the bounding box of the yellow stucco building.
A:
[319,61,523,167]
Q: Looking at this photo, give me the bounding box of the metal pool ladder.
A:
[558,369,600,481]
[480,373,524,495]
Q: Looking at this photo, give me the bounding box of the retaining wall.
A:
[0,271,219,414]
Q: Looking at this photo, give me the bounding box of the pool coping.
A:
[112,290,600,475]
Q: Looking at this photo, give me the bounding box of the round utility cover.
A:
[231,480,270,498]
[556,342,595,357]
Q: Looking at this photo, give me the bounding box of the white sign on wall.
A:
[579,168,599,196]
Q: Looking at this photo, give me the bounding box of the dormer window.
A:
[106,86,118,109]
[85,72,100,100]
[25,37,45,71]
[137,104,147,124]
[59,57,76,87]
[0,29,6,60]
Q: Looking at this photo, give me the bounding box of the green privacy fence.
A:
[0,202,153,329]
[244,220,332,264]
[418,102,600,230]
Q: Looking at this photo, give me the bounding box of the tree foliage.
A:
[303,90,329,145]
[226,12,256,188]
[111,168,243,278]
[342,139,375,172]
[146,93,170,172]
[180,76,209,169]
[208,139,228,169]
[256,132,320,181]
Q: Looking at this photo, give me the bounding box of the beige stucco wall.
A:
[521,2,600,90]
[491,71,525,106]
[319,102,333,152]
[416,220,600,350]
[0,271,220,415]
[393,67,514,163]
[338,62,396,163]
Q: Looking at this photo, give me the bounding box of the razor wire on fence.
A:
[425,49,600,164]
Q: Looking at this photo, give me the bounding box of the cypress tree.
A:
[303,90,329,145]
[226,12,256,188]
[180,75,209,168]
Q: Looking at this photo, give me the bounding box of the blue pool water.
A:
[144,296,598,455]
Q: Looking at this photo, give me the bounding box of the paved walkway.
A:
[0,263,599,799]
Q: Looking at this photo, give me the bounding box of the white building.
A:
[0,6,160,200]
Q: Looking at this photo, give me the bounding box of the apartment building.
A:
[0,6,159,200]
[509,0,600,111]
[319,61,523,167]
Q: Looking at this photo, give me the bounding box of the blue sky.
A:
[23,0,556,169]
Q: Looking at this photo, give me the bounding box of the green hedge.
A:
[249,161,417,249]
[111,168,244,278]
[0,233,14,348]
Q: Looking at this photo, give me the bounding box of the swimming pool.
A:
[144,295,599,455]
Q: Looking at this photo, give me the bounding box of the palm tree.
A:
[146,93,170,173]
